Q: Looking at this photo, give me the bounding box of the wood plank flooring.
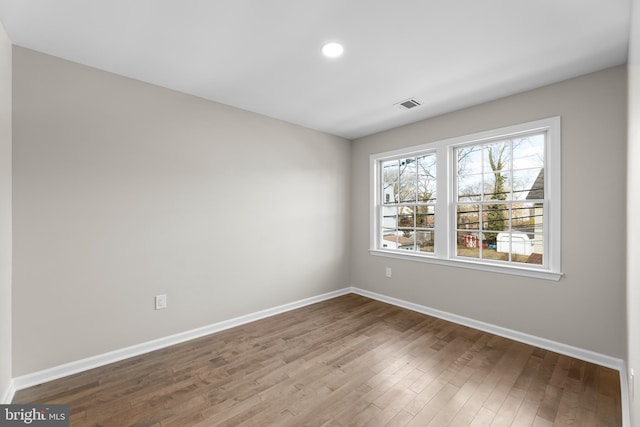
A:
[13,294,622,426]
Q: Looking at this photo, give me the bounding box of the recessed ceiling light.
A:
[322,42,344,58]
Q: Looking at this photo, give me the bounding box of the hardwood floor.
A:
[13,294,622,426]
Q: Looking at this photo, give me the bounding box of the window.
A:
[370,117,561,280]
[380,154,436,253]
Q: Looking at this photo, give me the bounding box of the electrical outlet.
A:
[385,267,392,278]
[155,294,167,310]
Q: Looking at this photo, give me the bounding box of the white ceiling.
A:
[0,0,632,139]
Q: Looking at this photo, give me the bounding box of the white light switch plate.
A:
[155,294,167,310]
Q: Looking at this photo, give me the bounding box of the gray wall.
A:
[351,66,627,358]
[12,47,351,376]
[0,21,12,400]
[628,0,640,423]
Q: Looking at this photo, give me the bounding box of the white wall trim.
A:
[620,364,631,427]
[1,379,15,404]
[13,288,351,391]
[349,287,624,370]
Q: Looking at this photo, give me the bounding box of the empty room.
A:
[1,0,639,426]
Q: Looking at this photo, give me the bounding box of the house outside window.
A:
[370,117,561,280]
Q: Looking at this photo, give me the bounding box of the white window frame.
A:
[370,117,562,281]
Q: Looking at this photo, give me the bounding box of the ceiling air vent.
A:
[396,98,422,110]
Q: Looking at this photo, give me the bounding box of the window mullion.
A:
[434,145,449,259]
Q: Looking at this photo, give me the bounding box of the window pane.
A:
[530,205,544,234]
[512,202,540,233]
[380,231,397,250]
[396,231,417,251]
[512,168,544,201]
[457,204,479,230]
[399,157,417,202]
[457,146,482,175]
[382,184,396,204]
[497,232,538,264]
[483,172,510,201]
[398,206,415,228]
[483,203,509,234]
[417,154,436,202]
[416,205,435,228]
[417,230,434,253]
[512,134,544,170]
[457,174,482,201]
[481,237,508,262]
[524,234,544,265]
[457,232,480,258]
[382,160,399,204]
[382,160,399,184]
[483,141,511,173]
[381,206,398,229]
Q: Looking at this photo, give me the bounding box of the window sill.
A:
[369,249,563,281]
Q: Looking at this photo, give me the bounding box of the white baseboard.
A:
[1,379,15,404]
[349,287,625,371]
[13,288,351,391]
